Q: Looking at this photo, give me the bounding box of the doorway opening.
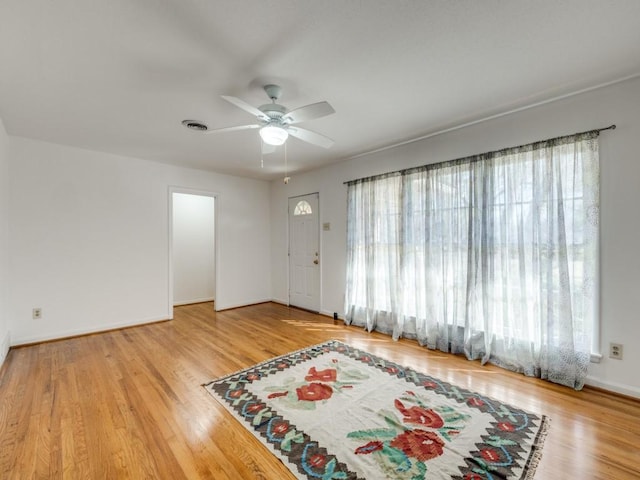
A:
[169,188,217,316]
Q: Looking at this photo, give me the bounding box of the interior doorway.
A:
[169,189,217,314]
[288,193,320,312]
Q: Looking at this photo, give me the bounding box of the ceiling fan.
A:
[183,84,335,150]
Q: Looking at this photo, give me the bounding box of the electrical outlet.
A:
[32,308,42,319]
[609,343,623,360]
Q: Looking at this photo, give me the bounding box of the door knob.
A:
[313,259,319,264]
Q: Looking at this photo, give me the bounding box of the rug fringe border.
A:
[522,415,551,479]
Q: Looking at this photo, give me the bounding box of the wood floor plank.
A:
[0,301,639,479]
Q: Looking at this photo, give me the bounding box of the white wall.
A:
[270,76,640,398]
[8,137,271,345]
[0,118,10,366]
[172,193,215,306]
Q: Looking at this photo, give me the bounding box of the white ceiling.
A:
[1,1,640,180]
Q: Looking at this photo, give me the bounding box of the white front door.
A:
[288,193,320,312]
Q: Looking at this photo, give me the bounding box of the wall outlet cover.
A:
[609,342,623,360]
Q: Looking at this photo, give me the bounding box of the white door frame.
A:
[288,192,321,312]
[168,186,219,318]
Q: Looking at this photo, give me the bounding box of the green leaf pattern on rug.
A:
[348,390,471,479]
[319,458,347,480]
[249,406,273,427]
[280,429,305,453]
[485,435,518,448]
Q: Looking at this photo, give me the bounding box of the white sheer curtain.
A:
[345,132,599,389]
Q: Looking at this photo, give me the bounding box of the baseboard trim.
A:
[271,298,289,306]
[0,330,10,367]
[11,316,171,347]
[215,299,273,312]
[173,297,215,307]
[584,376,640,400]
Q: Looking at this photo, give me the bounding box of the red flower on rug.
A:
[465,474,484,480]
[304,367,337,383]
[497,421,515,432]
[296,382,333,402]
[273,422,289,434]
[394,399,444,428]
[480,448,500,462]
[246,403,264,413]
[308,454,327,468]
[355,441,384,455]
[390,429,445,462]
[267,391,289,399]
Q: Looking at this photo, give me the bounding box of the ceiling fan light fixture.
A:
[260,125,288,146]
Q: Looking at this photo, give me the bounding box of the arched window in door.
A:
[293,200,313,216]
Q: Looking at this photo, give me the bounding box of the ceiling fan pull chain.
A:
[284,141,290,184]
[260,139,264,168]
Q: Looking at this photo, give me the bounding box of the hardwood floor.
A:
[0,302,638,479]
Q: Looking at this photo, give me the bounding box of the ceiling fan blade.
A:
[262,142,276,155]
[282,101,335,124]
[287,126,334,149]
[203,124,260,134]
[221,95,269,121]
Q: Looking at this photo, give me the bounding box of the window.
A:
[294,200,313,216]
[345,132,599,389]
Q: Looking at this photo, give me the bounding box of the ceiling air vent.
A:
[181,120,208,131]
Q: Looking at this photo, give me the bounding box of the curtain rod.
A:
[344,124,616,186]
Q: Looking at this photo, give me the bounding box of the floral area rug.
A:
[203,340,548,479]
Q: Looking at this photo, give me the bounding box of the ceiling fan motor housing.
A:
[259,103,287,121]
[260,84,289,123]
